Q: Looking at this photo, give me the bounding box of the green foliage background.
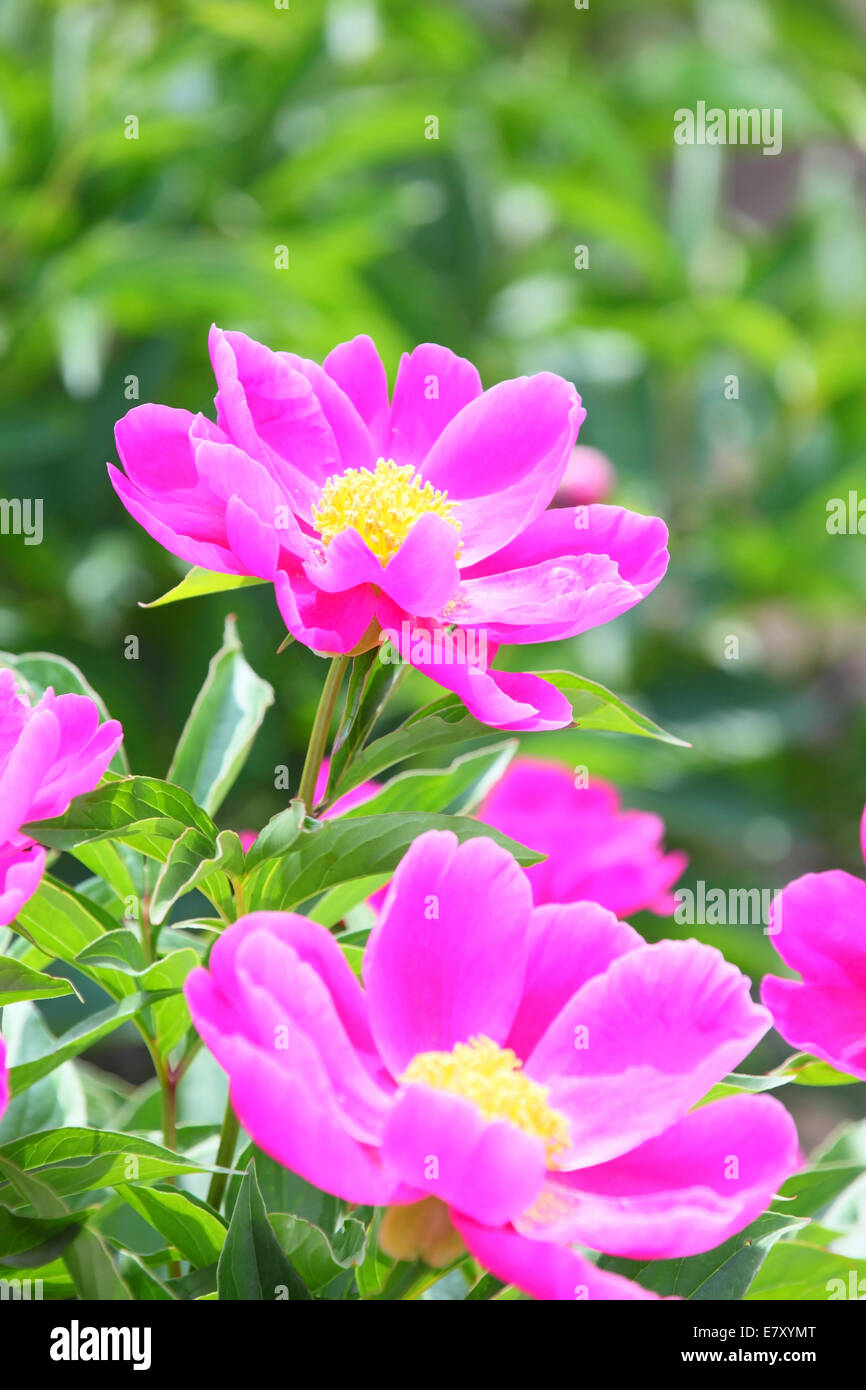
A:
[1,0,865,1139]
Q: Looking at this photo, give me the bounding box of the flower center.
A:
[311,457,460,565]
[402,1035,570,1164]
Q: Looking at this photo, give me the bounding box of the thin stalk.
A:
[206,1098,240,1212]
[297,655,349,811]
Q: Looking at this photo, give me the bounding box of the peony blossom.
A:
[108,329,669,731]
[185,830,798,1300]
[477,756,687,917]
[555,445,616,507]
[761,804,866,1081]
[0,668,123,925]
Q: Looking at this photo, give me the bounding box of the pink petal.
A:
[224,495,280,579]
[284,351,378,474]
[323,334,390,454]
[115,404,201,491]
[186,970,396,1206]
[387,344,482,467]
[0,841,46,926]
[459,503,669,641]
[209,326,343,515]
[449,552,629,643]
[107,463,242,574]
[452,1215,661,1300]
[517,1094,799,1258]
[379,514,461,614]
[768,870,866,991]
[274,569,377,654]
[363,829,532,1076]
[0,708,60,840]
[381,1084,546,1226]
[376,601,573,732]
[505,903,643,1061]
[420,373,585,566]
[478,759,686,916]
[761,977,866,1080]
[228,931,392,1142]
[526,940,772,1168]
[207,911,377,1058]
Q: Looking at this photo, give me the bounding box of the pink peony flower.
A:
[0,1036,7,1119]
[185,831,798,1300]
[477,756,687,916]
[109,329,669,731]
[555,445,616,507]
[761,804,866,1081]
[0,668,124,925]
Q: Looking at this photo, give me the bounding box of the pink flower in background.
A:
[109,328,669,731]
[186,831,798,1301]
[761,804,866,1081]
[555,445,616,507]
[0,669,123,925]
[0,1036,7,1119]
[477,756,686,917]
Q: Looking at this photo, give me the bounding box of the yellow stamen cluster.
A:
[402,1035,570,1165]
[311,457,460,565]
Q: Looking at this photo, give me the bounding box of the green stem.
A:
[297,655,349,812]
[160,1067,177,1152]
[207,1098,240,1212]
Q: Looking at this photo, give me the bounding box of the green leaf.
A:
[699,1071,794,1105]
[540,670,690,745]
[309,875,389,928]
[6,992,179,1096]
[746,1239,866,1301]
[14,876,124,972]
[598,1212,807,1299]
[22,776,219,862]
[244,813,542,912]
[343,742,517,819]
[217,1161,312,1300]
[324,647,405,800]
[0,957,77,1006]
[0,1208,87,1267]
[76,929,145,975]
[0,1129,208,1207]
[168,615,274,817]
[116,1250,178,1300]
[773,1163,866,1221]
[68,840,141,903]
[779,1053,860,1087]
[224,1145,342,1232]
[333,694,490,796]
[0,651,128,774]
[150,828,243,925]
[0,1002,86,1143]
[241,801,306,873]
[121,1185,227,1268]
[141,567,267,608]
[269,1213,366,1293]
[0,1155,132,1300]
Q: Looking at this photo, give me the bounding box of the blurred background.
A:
[1,0,865,1141]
